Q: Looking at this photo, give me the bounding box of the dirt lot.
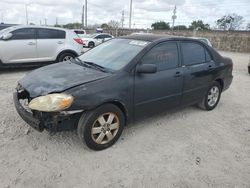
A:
[0,51,250,188]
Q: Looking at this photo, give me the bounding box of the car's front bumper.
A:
[13,92,82,133]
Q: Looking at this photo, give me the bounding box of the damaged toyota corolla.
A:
[14,34,233,150]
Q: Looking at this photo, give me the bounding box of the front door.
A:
[134,41,183,119]
[1,28,37,64]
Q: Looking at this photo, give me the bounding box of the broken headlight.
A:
[28,93,74,112]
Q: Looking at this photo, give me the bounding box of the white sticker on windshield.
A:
[129,40,148,46]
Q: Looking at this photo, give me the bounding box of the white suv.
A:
[0,25,83,67]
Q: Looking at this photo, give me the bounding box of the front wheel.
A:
[198,81,221,111]
[77,104,125,150]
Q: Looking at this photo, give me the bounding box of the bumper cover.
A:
[13,92,81,133]
[13,92,44,131]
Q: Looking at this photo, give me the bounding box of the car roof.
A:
[120,33,190,42]
[4,25,70,32]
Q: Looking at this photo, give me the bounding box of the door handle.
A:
[28,42,35,45]
[174,71,182,77]
[207,65,213,70]
[57,41,64,44]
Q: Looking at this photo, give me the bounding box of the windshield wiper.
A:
[71,58,109,73]
[83,61,108,72]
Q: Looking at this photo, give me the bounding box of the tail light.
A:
[74,38,83,45]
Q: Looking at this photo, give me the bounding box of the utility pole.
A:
[121,10,124,28]
[85,0,87,28]
[129,0,132,28]
[171,5,177,30]
[82,5,84,29]
[56,17,58,25]
[25,4,28,25]
[44,18,47,26]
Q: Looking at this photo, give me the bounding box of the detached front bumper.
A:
[13,92,82,133]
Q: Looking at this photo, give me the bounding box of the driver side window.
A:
[141,42,179,71]
[11,28,36,40]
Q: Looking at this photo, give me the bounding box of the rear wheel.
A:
[248,66,250,74]
[88,42,95,48]
[77,104,125,150]
[198,81,221,110]
[57,52,75,62]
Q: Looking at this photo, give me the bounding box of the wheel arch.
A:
[56,50,78,62]
[215,78,224,91]
[95,100,129,125]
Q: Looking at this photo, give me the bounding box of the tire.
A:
[57,52,75,62]
[198,81,221,111]
[88,42,95,48]
[248,66,250,74]
[77,104,125,150]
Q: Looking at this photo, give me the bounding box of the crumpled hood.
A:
[19,61,111,98]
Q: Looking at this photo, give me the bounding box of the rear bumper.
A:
[13,92,81,133]
[223,75,233,91]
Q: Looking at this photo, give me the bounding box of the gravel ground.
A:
[0,51,250,188]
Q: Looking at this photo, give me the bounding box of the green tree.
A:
[216,13,244,31]
[173,25,187,30]
[189,20,210,30]
[101,23,110,29]
[151,21,170,30]
[63,22,83,29]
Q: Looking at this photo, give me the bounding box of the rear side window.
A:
[37,28,66,39]
[103,34,112,38]
[141,42,179,71]
[95,35,104,39]
[11,28,35,40]
[205,50,212,61]
[181,42,206,65]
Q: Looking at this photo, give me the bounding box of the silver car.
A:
[0,25,83,67]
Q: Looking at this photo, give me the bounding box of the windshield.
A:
[78,38,149,70]
[0,27,13,36]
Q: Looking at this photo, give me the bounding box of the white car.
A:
[82,33,114,48]
[72,29,86,38]
[0,25,83,68]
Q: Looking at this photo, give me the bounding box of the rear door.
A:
[94,34,104,45]
[181,41,215,105]
[103,34,113,42]
[134,41,184,118]
[36,28,66,61]
[1,28,37,63]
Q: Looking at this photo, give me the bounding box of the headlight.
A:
[28,93,74,112]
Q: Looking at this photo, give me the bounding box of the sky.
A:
[0,0,249,29]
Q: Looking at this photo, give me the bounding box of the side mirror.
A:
[1,33,13,40]
[137,64,157,74]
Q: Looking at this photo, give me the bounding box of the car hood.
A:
[19,61,111,98]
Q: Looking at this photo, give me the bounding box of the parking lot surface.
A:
[0,51,249,188]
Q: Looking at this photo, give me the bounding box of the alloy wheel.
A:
[207,86,219,107]
[91,112,120,144]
